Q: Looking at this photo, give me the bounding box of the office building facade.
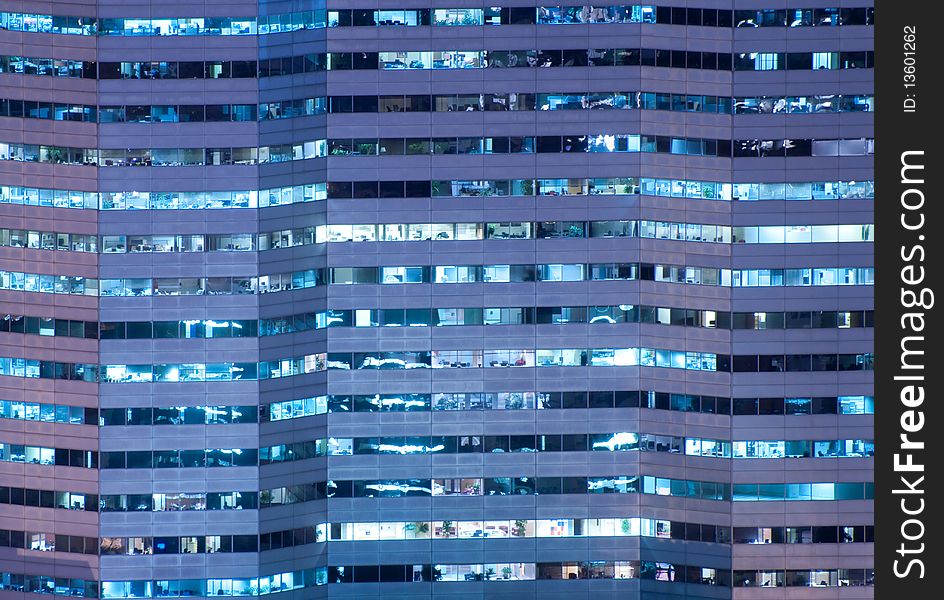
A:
[0,1,873,598]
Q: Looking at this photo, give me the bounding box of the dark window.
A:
[506,7,536,24]
[327,182,353,199]
[101,452,126,469]
[329,96,353,113]
[233,535,257,552]
[353,52,378,69]
[785,354,811,371]
[353,181,378,198]
[561,434,587,452]
[758,398,784,415]
[231,61,257,78]
[589,391,614,408]
[379,565,406,583]
[178,61,203,79]
[758,355,784,372]
[352,96,378,112]
[125,322,152,338]
[561,392,587,409]
[352,566,379,583]
[812,397,838,414]
[732,355,757,372]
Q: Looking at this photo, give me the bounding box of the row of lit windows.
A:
[0,443,96,467]
[265,393,874,420]
[737,51,876,71]
[0,50,875,80]
[7,518,873,560]
[0,346,876,383]
[299,221,858,244]
[0,574,96,598]
[264,477,875,502]
[0,139,328,167]
[6,566,868,597]
[93,435,873,470]
[321,91,873,114]
[734,570,873,588]
[0,265,875,300]
[0,135,876,167]
[101,519,718,556]
[0,393,876,431]
[0,401,252,426]
[168,178,878,203]
[258,307,873,332]
[0,564,686,599]
[0,223,875,255]
[1,229,97,252]
[323,520,873,544]
[101,477,869,512]
[0,400,95,424]
[113,474,744,511]
[0,179,875,211]
[0,350,874,385]
[98,449,255,469]
[315,91,875,114]
[0,476,876,520]
[1,566,877,598]
[377,50,874,71]
[316,222,872,244]
[0,92,873,123]
[48,560,739,599]
[96,520,705,556]
[118,264,876,289]
[97,406,252,426]
[0,435,872,471]
[332,136,874,158]
[231,307,875,334]
[145,307,872,337]
[0,6,874,36]
[327,435,872,458]
[101,534,254,555]
[1,308,873,344]
[0,486,208,512]
[692,439,873,459]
